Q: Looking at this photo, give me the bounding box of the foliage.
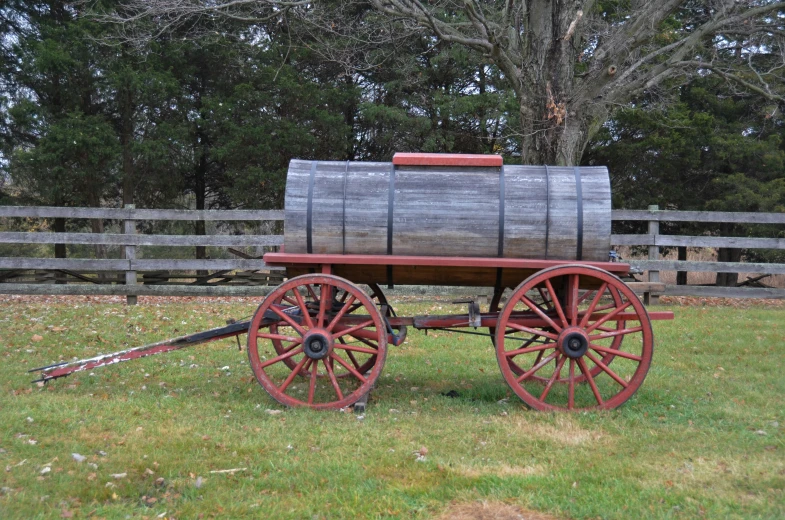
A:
[0,296,783,518]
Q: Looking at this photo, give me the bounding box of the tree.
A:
[100,0,785,165]
[586,76,785,284]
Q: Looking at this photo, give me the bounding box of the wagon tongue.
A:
[28,319,253,384]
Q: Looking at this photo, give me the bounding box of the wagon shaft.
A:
[29,319,255,383]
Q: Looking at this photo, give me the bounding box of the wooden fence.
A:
[1,205,784,302]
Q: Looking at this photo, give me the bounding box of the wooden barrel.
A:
[284,154,611,262]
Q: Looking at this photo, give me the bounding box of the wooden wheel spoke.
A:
[532,348,545,366]
[334,343,378,355]
[281,295,298,306]
[568,359,576,410]
[539,354,566,401]
[330,352,367,383]
[504,342,555,358]
[536,287,554,310]
[568,274,580,326]
[589,325,643,341]
[505,322,559,341]
[292,289,315,329]
[577,357,604,406]
[582,302,617,313]
[324,358,344,400]
[344,349,362,372]
[508,357,526,376]
[586,351,629,388]
[327,294,357,331]
[544,279,568,327]
[256,332,301,343]
[278,356,309,393]
[585,301,633,333]
[339,332,379,350]
[316,283,330,327]
[270,305,306,336]
[307,360,319,404]
[333,319,375,339]
[259,345,304,369]
[515,350,560,383]
[520,295,563,332]
[576,288,593,305]
[305,284,319,303]
[579,282,608,328]
[590,344,642,361]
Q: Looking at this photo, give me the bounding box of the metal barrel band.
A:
[306,160,318,254]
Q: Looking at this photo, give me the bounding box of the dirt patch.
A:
[454,464,544,479]
[436,501,566,520]
[513,415,605,446]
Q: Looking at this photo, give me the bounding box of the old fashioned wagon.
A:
[33,153,673,412]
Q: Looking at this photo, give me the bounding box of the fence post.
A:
[124,204,137,306]
[646,204,660,305]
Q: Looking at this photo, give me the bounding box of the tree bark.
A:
[716,247,741,287]
[119,53,135,207]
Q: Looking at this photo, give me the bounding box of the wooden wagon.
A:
[33,153,673,412]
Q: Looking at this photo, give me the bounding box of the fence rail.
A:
[1,205,784,301]
[611,206,785,300]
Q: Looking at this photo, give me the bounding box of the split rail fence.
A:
[1,205,784,304]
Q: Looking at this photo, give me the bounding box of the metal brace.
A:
[226,319,242,350]
[452,298,482,328]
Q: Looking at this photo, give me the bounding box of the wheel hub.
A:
[558,328,589,359]
[303,331,332,360]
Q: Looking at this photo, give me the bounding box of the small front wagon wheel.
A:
[247,274,387,410]
[495,265,653,411]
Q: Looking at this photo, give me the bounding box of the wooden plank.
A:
[612,209,785,225]
[663,285,785,299]
[0,283,275,297]
[0,259,131,270]
[625,282,665,294]
[612,234,785,249]
[0,231,283,247]
[0,206,284,221]
[0,258,284,270]
[628,260,785,274]
[392,153,503,167]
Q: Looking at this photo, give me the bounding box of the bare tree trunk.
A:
[119,56,135,207]
[716,247,741,287]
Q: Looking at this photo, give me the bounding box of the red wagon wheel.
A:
[495,265,653,411]
[489,285,626,383]
[247,274,387,409]
[267,282,398,378]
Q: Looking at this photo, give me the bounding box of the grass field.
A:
[0,295,783,519]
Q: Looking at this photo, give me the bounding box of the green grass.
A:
[0,297,783,519]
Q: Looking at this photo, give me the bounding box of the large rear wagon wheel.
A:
[247,274,387,410]
[495,265,653,411]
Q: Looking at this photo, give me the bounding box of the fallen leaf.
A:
[32,335,43,342]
